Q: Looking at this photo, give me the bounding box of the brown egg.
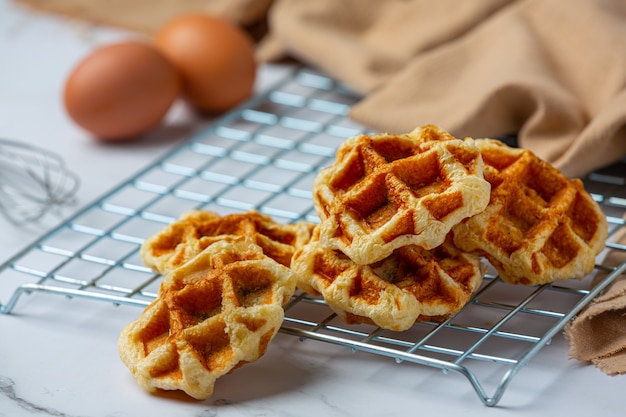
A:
[64,41,180,141]
[155,13,256,114]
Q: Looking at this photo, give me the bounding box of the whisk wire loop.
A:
[0,139,80,225]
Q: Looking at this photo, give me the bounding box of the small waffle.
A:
[452,139,608,285]
[313,125,491,265]
[291,227,485,331]
[140,210,315,274]
[118,239,296,400]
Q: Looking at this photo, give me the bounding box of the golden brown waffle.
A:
[312,125,491,265]
[452,139,608,285]
[118,239,296,399]
[291,227,484,331]
[140,210,315,274]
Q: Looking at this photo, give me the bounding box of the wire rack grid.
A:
[1,66,625,407]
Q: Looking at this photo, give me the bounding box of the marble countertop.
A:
[1,1,625,415]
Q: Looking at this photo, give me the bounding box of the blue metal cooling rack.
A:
[1,65,625,406]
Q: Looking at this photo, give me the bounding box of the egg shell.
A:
[64,41,181,141]
[155,14,256,113]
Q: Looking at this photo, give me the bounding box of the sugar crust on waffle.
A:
[291,227,484,331]
[312,124,491,265]
[118,240,296,400]
[140,210,315,275]
[452,139,608,285]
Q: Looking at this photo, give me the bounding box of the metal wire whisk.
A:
[0,139,80,225]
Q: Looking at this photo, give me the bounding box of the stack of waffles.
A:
[118,211,315,399]
[292,125,491,331]
[118,124,608,399]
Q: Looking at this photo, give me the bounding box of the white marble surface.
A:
[1,1,625,415]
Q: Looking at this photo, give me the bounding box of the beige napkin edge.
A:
[591,349,626,376]
[564,297,626,359]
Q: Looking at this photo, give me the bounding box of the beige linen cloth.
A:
[565,223,626,376]
[16,0,626,373]
[17,0,626,177]
[16,0,273,37]
[260,0,626,178]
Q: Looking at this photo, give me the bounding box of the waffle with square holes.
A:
[312,125,491,265]
[291,227,485,331]
[140,210,315,274]
[118,239,296,400]
[451,139,608,285]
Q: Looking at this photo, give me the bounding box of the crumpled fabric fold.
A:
[564,221,626,376]
[259,0,626,178]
